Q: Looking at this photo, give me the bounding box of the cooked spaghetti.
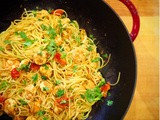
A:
[0,9,113,120]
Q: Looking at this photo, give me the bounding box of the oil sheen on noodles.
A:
[0,9,116,120]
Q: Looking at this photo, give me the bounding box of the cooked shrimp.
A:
[72,48,89,63]
[3,98,17,116]
[30,101,41,113]
[33,51,48,65]
[24,84,36,100]
[2,59,20,70]
[39,64,52,78]
[39,81,53,93]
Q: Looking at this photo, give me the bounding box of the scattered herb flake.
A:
[102,53,108,58]
[85,86,102,103]
[37,110,46,116]
[43,87,49,91]
[3,40,11,44]
[56,89,64,97]
[19,99,28,105]
[106,100,113,106]
[91,57,100,62]
[32,73,38,83]
[0,81,8,90]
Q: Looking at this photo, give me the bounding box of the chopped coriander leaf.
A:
[0,46,4,51]
[98,78,106,87]
[32,10,37,17]
[75,36,81,45]
[73,65,78,73]
[80,94,85,99]
[19,99,28,105]
[14,31,19,35]
[43,117,48,120]
[91,57,100,62]
[32,73,38,83]
[41,24,47,30]
[18,88,24,94]
[37,110,46,116]
[22,80,27,86]
[47,26,57,39]
[3,40,11,44]
[48,9,53,14]
[18,64,30,72]
[106,100,113,106]
[0,81,8,90]
[102,53,108,58]
[19,31,27,39]
[46,40,57,55]
[87,46,93,51]
[89,34,95,40]
[42,64,49,70]
[43,87,49,91]
[85,86,102,103]
[56,89,64,97]
[41,76,47,80]
[23,39,34,47]
[58,20,63,34]
[61,52,66,59]
[55,80,61,85]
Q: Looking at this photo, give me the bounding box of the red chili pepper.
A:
[54,52,66,66]
[0,95,5,103]
[56,95,69,108]
[101,83,110,97]
[11,68,20,79]
[51,9,64,16]
[30,63,41,71]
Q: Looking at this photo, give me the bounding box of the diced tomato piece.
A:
[101,83,110,97]
[54,52,66,66]
[54,52,61,61]
[59,59,67,66]
[11,68,20,79]
[51,9,64,15]
[30,63,41,71]
[56,95,69,108]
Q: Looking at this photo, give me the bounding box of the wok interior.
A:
[0,0,136,120]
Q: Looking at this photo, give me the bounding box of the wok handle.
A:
[119,0,140,42]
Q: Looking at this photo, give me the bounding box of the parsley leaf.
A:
[98,78,106,87]
[0,81,8,90]
[0,46,4,51]
[32,73,38,83]
[23,39,34,48]
[102,53,108,58]
[43,87,49,91]
[37,110,46,116]
[3,40,11,44]
[106,100,113,106]
[19,99,28,105]
[91,57,100,62]
[47,26,57,39]
[56,89,64,97]
[85,86,102,103]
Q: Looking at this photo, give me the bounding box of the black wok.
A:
[0,0,140,120]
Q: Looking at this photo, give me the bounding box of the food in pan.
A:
[0,9,119,120]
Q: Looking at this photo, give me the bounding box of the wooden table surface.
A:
[104,0,159,120]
